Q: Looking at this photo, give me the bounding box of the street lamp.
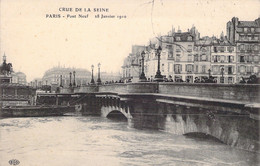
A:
[60,75,63,87]
[220,67,224,83]
[45,80,48,93]
[139,50,147,82]
[69,72,72,87]
[97,63,102,85]
[91,65,95,84]
[73,71,76,87]
[154,45,163,82]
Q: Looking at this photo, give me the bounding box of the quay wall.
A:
[0,106,75,118]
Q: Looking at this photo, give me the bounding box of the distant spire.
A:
[3,52,6,63]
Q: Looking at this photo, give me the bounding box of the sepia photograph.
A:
[0,0,260,165]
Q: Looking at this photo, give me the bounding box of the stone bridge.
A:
[36,83,260,152]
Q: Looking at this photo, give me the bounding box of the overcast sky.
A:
[1,0,259,81]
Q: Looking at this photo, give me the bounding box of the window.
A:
[176,37,181,41]
[228,66,233,74]
[217,55,221,62]
[240,35,244,41]
[254,67,258,73]
[176,47,181,52]
[214,47,217,52]
[213,66,219,74]
[213,56,218,62]
[167,45,173,58]
[228,56,233,63]
[228,47,234,52]
[175,64,182,73]
[195,65,198,72]
[176,54,181,62]
[251,28,255,32]
[246,66,251,72]
[220,55,225,63]
[188,54,193,62]
[240,56,245,62]
[249,56,253,62]
[254,56,259,62]
[194,54,198,61]
[219,47,225,52]
[187,36,192,41]
[201,54,207,61]
[187,45,192,52]
[202,65,206,73]
[244,28,248,32]
[240,44,245,50]
[186,64,193,73]
[245,45,249,50]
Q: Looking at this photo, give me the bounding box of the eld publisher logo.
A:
[9,159,20,165]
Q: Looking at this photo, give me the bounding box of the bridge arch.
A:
[100,105,131,120]
[107,110,128,121]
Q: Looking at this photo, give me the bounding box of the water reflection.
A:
[0,116,259,166]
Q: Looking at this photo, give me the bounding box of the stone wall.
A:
[127,82,158,93]
[158,83,260,103]
[74,85,99,93]
[98,84,127,93]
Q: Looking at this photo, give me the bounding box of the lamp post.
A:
[73,71,76,87]
[139,50,147,82]
[91,65,95,84]
[69,72,72,87]
[97,63,102,85]
[60,75,63,87]
[154,45,163,82]
[45,80,48,93]
[220,67,224,83]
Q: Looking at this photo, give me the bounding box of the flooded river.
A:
[0,116,259,166]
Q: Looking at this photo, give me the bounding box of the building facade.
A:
[42,66,91,87]
[211,37,237,83]
[122,18,259,84]
[11,72,27,85]
[122,45,146,82]
[227,17,260,83]
[194,37,212,82]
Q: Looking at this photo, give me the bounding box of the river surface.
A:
[0,116,259,166]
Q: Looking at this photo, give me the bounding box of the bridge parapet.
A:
[158,83,260,103]
[59,83,259,103]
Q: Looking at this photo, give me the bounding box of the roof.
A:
[237,21,259,28]
[174,32,194,42]
[195,38,213,46]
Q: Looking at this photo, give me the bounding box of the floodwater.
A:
[0,116,259,166]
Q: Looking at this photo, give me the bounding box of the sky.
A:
[0,0,259,81]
